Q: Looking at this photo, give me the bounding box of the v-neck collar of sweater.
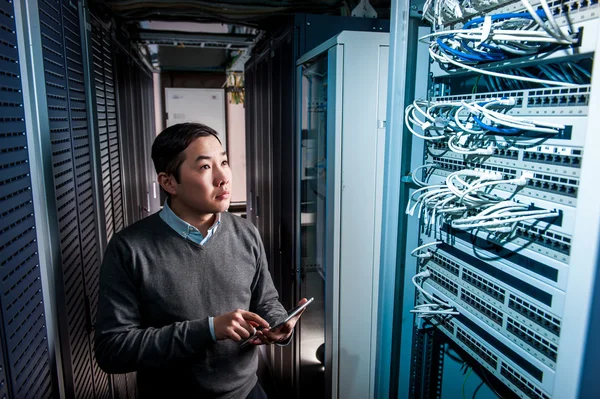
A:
[156,213,225,251]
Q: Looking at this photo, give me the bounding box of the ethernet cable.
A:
[421,3,579,86]
[412,163,438,187]
[411,241,444,258]
[405,98,565,153]
[451,201,560,232]
[406,165,559,233]
[411,270,460,318]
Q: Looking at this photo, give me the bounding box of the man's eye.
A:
[222,160,229,166]
[200,165,210,170]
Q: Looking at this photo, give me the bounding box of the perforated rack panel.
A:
[0,0,53,397]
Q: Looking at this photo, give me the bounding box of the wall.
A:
[160,71,247,204]
[226,98,247,204]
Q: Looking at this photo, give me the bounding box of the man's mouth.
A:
[216,191,230,200]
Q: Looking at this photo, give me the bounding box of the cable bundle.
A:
[406,166,559,234]
[405,98,565,154]
[421,0,580,86]
[476,59,591,91]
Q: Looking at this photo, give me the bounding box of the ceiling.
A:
[91,0,391,28]
[90,0,392,72]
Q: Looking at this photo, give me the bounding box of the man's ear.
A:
[157,172,177,196]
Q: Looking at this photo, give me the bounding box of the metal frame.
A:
[553,23,600,399]
[373,0,414,396]
[132,29,255,49]
[12,0,66,396]
[325,43,343,399]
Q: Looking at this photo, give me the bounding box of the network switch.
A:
[422,247,564,341]
[420,283,556,396]
[427,143,585,180]
[422,264,560,368]
[432,86,591,117]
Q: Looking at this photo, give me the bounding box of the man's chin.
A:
[214,200,231,213]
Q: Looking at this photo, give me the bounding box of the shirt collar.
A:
[159,200,221,241]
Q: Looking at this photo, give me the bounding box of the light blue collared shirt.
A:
[160,200,220,341]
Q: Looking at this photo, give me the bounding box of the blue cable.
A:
[472,115,522,135]
[463,10,546,30]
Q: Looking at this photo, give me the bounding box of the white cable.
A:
[411,241,443,258]
[412,164,438,187]
[412,271,454,307]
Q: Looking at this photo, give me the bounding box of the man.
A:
[94,123,306,399]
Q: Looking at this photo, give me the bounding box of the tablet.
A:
[239,297,314,347]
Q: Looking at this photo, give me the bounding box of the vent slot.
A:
[507,318,558,361]
[508,295,561,337]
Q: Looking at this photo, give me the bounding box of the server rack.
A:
[379,1,600,398]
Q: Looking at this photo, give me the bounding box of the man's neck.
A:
[168,199,216,237]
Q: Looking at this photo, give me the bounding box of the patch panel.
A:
[423,266,560,368]
[435,206,573,264]
[429,252,460,276]
[422,283,556,396]
[432,85,591,117]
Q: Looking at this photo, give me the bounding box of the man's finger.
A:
[256,331,272,345]
[240,311,270,329]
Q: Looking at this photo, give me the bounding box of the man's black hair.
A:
[151,122,222,183]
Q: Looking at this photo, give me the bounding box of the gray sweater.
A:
[94,212,287,398]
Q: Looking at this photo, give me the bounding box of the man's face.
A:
[171,135,232,214]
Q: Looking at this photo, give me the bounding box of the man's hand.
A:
[213,310,269,342]
[252,298,309,345]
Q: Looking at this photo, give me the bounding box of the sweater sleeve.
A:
[94,235,214,374]
[249,227,288,327]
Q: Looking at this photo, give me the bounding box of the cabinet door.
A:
[297,52,330,399]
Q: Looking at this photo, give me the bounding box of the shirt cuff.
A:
[208,316,217,342]
[275,329,294,347]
